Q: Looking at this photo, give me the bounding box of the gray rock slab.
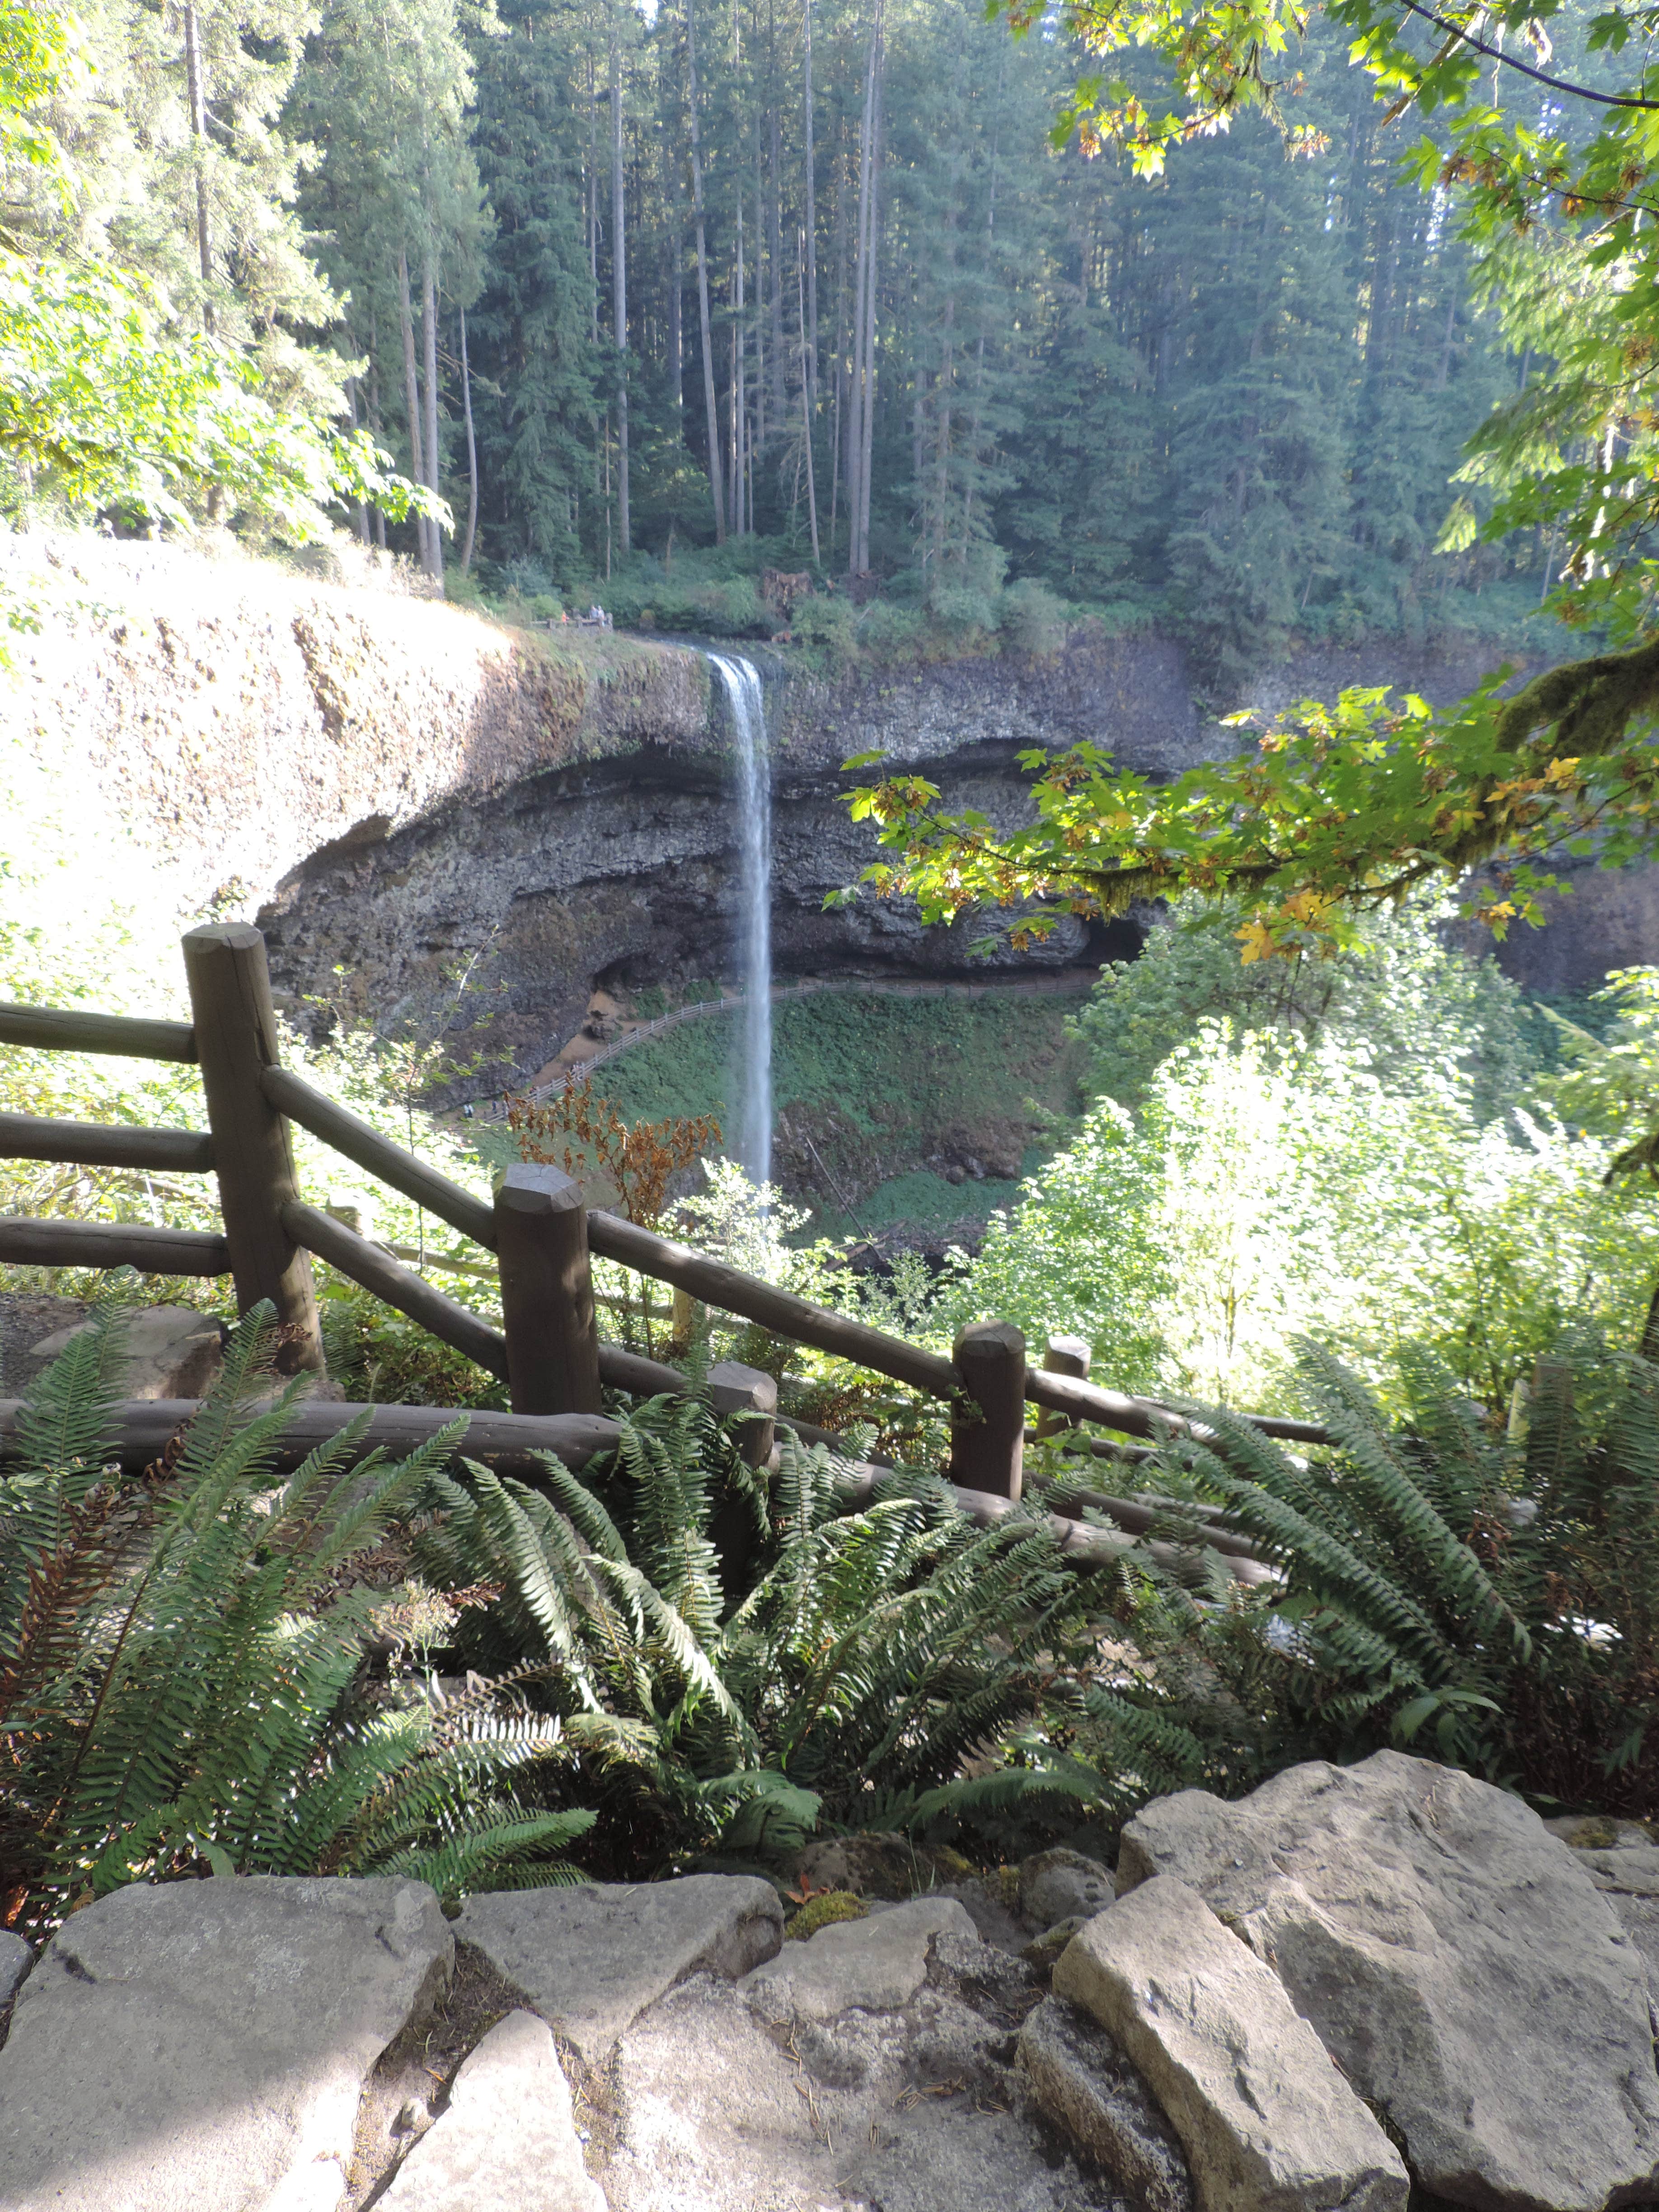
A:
[31,1305,226,1400]
[0,1930,32,2006]
[455,1873,782,2064]
[379,2010,604,2212]
[1054,1876,1409,2212]
[1019,1994,1194,2212]
[0,1875,451,2212]
[598,1969,1125,2212]
[1542,1815,1654,1851]
[1020,1848,1114,1931]
[741,1895,977,2024]
[1579,1845,1659,1896]
[1119,1748,1659,2212]
[939,1874,1026,1954]
[1609,1893,1659,2005]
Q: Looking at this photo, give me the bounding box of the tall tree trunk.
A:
[829,132,847,553]
[769,93,786,426]
[610,28,631,555]
[397,250,430,574]
[182,3,214,331]
[367,333,387,553]
[668,164,684,432]
[687,0,726,539]
[802,0,819,417]
[850,8,882,577]
[960,47,1003,562]
[736,202,750,529]
[587,50,600,342]
[459,309,478,574]
[755,166,767,457]
[798,234,820,562]
[422,253,444,584]
[847,44,875,574]
[346,378,370,544]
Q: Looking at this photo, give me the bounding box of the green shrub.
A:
[998,577,1069,659]
[928,582,998,639]
[788,591,857,669]
[318,1273,509,1410]
[856,600,926,662]
[0,1303,590,1937]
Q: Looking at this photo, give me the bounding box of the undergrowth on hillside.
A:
[600,989,1086,1236]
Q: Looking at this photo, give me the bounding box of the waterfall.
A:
[707,652,773,1192]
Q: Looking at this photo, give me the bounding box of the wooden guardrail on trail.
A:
[0,924,1321,1575]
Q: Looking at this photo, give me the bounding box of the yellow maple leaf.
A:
[1237,918,1277,964]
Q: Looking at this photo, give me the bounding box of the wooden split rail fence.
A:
[0,924,1326,1582]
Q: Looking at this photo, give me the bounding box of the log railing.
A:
[0,924,1322,1562]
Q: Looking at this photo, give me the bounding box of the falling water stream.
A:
[707,652,773,1192]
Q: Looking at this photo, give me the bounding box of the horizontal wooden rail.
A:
[1026,1472,1261,1561]
[261,1068,496,1250]
[1022,1367,1327,1448]
[0,1111,214,1174]
[0,1397,619,1474]
[0,1214,230,1275]
[828,1458,1270,1586]
[0,1000,197,1064]
[248,1068,1329,1452]
[597,1342,688,1396]
[588,1213,959,1398]
[284,1201,510,1379]
[289,1200,684,1404]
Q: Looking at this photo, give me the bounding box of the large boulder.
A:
[455,1872,782,2065]
[1018,1992,1195,2212]
[0,1930,31,2008]
[1118,1750,1659,2212]
[740,1895,977,2025]
[1053,1875,1409,2212]
[378,2010,604,2212]
[597,1915,1117,2211]
[0,1875,451,2212]
[28,1305,226,1400]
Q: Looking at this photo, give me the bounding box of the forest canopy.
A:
[1,0,1559,673]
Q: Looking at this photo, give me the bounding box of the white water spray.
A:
[708,652,773,1192]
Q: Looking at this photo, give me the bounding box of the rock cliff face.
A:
[3,534,1639,1091]
[251,623,1260,1086]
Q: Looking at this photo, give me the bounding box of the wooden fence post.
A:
[709,1359,777,1469]
[181,923,323,1375]
[1033,1332,1092,1439]
[708,1359,777,1591]
[495,1163,603,1415]
[949,1320,1026,1500]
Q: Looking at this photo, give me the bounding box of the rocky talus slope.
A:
[1,1752,1654,2212]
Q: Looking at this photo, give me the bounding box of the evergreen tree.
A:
[463,0,600,578]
